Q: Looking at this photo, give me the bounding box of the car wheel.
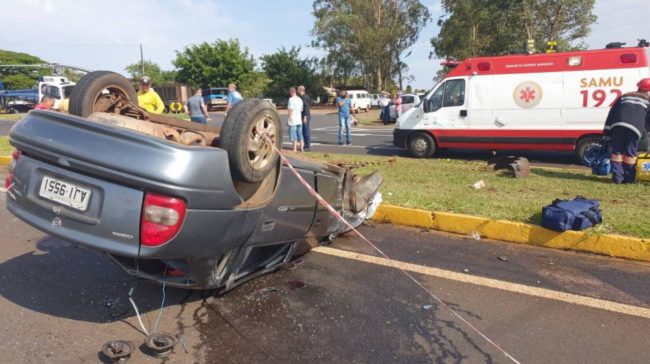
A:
[220,99,281,183]
[575,135,602,165]
[408,132,436,158]
[69,71,138,117]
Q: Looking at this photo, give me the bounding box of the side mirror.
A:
[423,99,430,113]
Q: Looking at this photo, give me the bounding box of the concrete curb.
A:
[372,204,650,262]
[0,155,10,166]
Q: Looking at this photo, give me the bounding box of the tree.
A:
[124,60,177,85]
[173,39,255,89]
[431,0,597,62]
[0,49,49,89]
[239,70,271,98]
[261,47,321,100]
[431,0,525,61]
[523,0,597,51]
[1,74,37,89]
[312,0,430,92]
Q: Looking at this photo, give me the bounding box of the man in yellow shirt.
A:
[137,76,165,114]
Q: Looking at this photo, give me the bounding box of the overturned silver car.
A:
[5,71,382,291]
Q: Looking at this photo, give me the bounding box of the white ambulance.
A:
[393,42,650,163]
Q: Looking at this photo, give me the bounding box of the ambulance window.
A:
[443,79,465,107]
[427,86,444,112]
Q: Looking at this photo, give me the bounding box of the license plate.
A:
[39,176,92,211]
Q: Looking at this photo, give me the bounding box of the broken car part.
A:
[488,156,530,178]
[145,332,178,358]
[101,340,135,363]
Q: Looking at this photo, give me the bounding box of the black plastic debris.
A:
[145,332,178,358]
[487,156,530,178]
[101,340,135,363]
[287,280,306,289]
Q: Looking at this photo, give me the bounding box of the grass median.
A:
[307,152,650,238]
[0,113,26,122]
[0,136,12,154]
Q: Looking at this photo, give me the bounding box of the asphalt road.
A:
[1,189,649,363]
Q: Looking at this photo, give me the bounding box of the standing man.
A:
[336,90,352,146]
[184,89,210,124]
[603,78,650,184]
[225,83,243,116]
[298,85,312,151]
[287,87,304,152]
[137,76,165,114]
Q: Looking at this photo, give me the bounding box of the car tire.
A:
[220,99,281,183]
[575,135,602,165]
[69,71,138,118]
[408,132,436,158]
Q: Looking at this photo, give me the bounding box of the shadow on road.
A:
[0,237,204,324]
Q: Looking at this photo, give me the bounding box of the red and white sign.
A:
[513,81,543,108]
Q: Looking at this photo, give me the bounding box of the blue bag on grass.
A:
[584,141,611,176]
[541,196,602,232]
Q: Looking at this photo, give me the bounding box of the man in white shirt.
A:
[287,87,304,152]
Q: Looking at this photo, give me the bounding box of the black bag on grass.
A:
[541,196,602,232]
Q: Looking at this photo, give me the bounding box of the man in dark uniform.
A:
[298,85,312,151]
[603,78,650,183]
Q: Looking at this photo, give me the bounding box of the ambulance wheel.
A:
[575,135,602,165]
[408,132,436,158]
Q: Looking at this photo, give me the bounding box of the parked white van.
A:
[393,43,650,163]
[347,90,371,112]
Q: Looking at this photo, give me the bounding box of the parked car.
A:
[389,94,421,121]
[347,90,371,113]
[5,71,383,292]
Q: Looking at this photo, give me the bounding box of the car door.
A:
[421,78,468,132]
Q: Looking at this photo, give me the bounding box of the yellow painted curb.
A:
[0,155,11,166]
[372,204,650,262]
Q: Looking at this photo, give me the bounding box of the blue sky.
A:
[1,0,649,89]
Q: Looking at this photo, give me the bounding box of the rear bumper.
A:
[393,129,410,148]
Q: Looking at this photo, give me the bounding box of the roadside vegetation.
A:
[0,113,26,121]
[0,136,12,154]
[308,153,650,238]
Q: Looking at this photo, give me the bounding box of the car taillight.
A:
[5,149,20,189]
[140,192,186,246]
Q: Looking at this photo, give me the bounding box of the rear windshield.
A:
[402,96,414,104]
[202,88,228,96]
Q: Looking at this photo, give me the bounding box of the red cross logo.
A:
[520,87,536,103]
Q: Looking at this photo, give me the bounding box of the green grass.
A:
[0,113,26,121]
[307,153,650,238]
[0,136,12,154]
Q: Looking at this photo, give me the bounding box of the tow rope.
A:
[262,133,521,364]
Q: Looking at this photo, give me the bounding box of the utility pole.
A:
[140,44,145,76]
